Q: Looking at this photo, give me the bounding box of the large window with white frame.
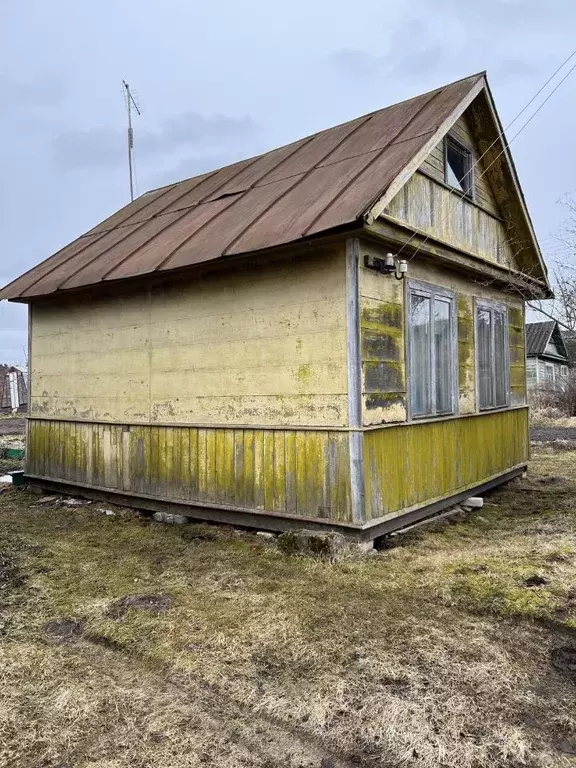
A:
[408,282,457,418]
[476,300,509,409]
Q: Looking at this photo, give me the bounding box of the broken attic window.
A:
[445,137,473,197]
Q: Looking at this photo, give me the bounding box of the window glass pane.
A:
[446,141,471,194]
[477,308,493,408]
[494,310,507,406]
[410,293,431,416]
[434,298,452,413]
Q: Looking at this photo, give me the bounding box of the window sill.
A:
[412,412,456,420]
[478,404,511,413]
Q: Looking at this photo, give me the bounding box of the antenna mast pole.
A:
[122,80,140,202]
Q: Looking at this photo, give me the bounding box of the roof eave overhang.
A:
[3,221,365,304]
[363,217,551,300]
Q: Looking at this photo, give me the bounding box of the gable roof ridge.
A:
[0,72,545,302]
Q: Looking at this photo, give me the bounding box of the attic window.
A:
[445,136,473,197]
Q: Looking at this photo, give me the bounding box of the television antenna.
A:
[122,80,141,202]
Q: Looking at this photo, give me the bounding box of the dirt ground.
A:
[531,425,576,444]
[0,447,576,767]
[0,417,25,436]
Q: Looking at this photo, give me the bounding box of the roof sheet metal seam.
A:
[219,115,379,258]
[106,133,328,280]
[95,153,272,285]
[13,169,221,298]
[300,88,443,237]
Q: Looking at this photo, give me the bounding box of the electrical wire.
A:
[393,48,576,263]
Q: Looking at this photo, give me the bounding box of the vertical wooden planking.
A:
[364,410,529,520]
[188,427,199,499]
[273,430,286,512]
[263,430,275,511]
[253,430,265,509]
[178,427,191,499]
[28,421,35,476]
[295,431,308,515]
[243,430,255,509]
[122,427,131,491]
[330,432,351,521]
[223,429,235,504]
[163,427,174,498]
[234,429,245,507]
[284,431,297,515]
[197,428,208,501]
[206,429,217,503]
[214,429,226,503]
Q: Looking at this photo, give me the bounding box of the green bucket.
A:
[6,448,25,460]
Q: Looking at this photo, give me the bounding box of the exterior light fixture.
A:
[364,252,408,281]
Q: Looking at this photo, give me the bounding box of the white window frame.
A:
[561,364,569,377]
[406,280,458,420]
[475,298,510,411]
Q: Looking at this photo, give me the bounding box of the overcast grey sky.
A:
[2,0,576,362]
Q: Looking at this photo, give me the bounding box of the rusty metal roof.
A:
[0,74,484,301]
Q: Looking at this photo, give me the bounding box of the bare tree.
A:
[527,196,576,331]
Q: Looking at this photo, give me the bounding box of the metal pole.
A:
[123,80,134,202]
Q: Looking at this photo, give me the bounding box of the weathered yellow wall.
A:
[27,419,353,522]
[358,240,526,425]
[358,242,406,425]
[30,245,349,427]
[386,110,519,269]
[363,408,529,521]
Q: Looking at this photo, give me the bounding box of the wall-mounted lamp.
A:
[364,252,408,281]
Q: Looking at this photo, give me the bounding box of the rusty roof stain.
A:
[1,74,484,301]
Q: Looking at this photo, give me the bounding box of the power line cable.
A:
[394,48,576,263]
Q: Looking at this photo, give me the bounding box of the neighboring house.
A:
[0,72,552,539]
[526,321,570,389]
[0,365,27,412]
[563,330,576,368]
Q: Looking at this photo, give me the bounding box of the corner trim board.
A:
[345,236,366,523]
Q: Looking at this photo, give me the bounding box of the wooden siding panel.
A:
[385,171,518,268]
[28,420,354,523]
[30,246,349,428]
[363,408,529,521]
[358,244,406,426]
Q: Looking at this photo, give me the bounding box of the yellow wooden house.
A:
[0,72,551,539]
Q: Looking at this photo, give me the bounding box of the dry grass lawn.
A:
[1,448,576,768]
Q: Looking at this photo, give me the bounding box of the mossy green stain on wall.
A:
[363,408,529,521]
[361,302,403,332]
[362,330,402,362]
[364,361,405,393]
[360,300,406,422]
[27,419,353,523]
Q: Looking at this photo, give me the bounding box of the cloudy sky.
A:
[2,0,576,362]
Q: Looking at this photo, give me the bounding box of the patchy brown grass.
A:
[0,450,576,767]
